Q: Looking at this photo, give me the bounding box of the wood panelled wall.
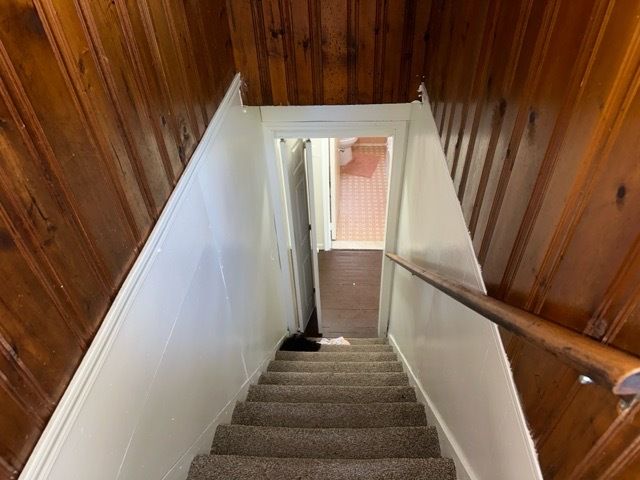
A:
[424,0,640,478]
[0,1,234,478]
[226,0,432,105]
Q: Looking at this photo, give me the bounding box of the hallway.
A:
[318,250,382,338]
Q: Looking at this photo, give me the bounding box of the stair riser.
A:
[259,372,409,386]
[211,426,441,459]
[268,361,403,373]
[275,351,398,362]
[232,402,428,428]
[247,385,416,403]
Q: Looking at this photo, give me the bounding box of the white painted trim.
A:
[491,326,543,479]
[304,139,324,334]
[260,109,408,340]
[19,74,244,480]
[329,138,338,245]
[331,240,384,250]
[389,334,475,480]
[161,333,286,480]
[321,140,332,251]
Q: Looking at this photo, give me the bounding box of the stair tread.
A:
[268,360,403,373]
[309,337,387,345]
[259,371,409,386]
[232,401,427,428]
[188,455,456,480]
[275,351,398,362]
[211,425,440,459]
[247,384,416,403]
[314,344,394,352]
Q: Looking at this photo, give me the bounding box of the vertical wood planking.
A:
[320,1,348,104]
[226,0,264,104]
[287,0,314,104]
[423,0,640,478]
[260,0,289,105]
[226,0,435,105]
[355,0,377,103]
[0,1,235,476]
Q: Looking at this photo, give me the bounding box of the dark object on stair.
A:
[187,337,455,480]
[280,333,321,351]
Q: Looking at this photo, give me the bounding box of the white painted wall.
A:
[20,77,288,480]
[387,101,542,480]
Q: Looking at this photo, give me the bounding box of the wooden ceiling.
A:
[227,0,431,105]
[0,1,234,477]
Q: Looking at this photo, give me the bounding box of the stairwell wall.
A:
[387,100,542,480]
[19,77,289,480]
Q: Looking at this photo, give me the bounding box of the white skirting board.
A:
[19,73,289,480]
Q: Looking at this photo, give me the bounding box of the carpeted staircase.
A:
[187,338,456,479]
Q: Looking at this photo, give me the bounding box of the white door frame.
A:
[303,140,323,333]
[261,104,411,337]
[328,138,338,245]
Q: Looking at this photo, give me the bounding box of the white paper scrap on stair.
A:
[318,337,351,345]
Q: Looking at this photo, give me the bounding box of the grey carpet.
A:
[188,456,457,480]
[186,337,455,480]
[315,344,394,352]
[267,360,403,373]
[247,384,416,403]
[309,337,388,345]
[275,351,398,362]
[258,371,410,386]
[232,402,428,428]
[211,425,440,458]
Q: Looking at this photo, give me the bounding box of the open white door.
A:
[281,139,315,332]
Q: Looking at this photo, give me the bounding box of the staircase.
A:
[187,338,456,479]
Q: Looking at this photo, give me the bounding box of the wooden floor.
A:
[316,250,382,338]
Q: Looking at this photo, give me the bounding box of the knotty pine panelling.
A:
[226,0,433,105]
[425,0,640,478]
[0,1,234,478]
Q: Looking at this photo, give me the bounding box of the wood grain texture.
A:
[424,0,640,478]
[226,0,431,105]
[318,250,382,338]
[0,1,234,477]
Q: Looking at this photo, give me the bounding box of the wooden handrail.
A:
[386,253,640,396]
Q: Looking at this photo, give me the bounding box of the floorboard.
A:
[317,250,382,338]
